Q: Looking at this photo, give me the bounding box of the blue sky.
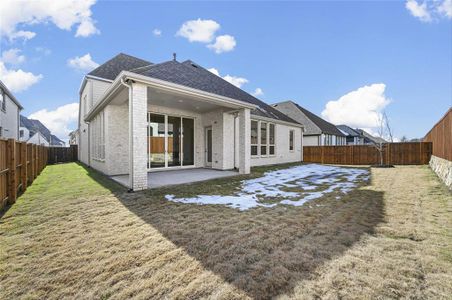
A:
[0,0,451,140]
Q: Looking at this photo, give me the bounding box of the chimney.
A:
[173,53,177,61]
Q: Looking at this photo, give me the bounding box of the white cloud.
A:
[438,0,452,17]
[208,68,220,76]
[67,53,99,72]
[223,75,249,88]
[0,62,42,93]
[1,49,25,65]
[35,47,52,56]
[0,0,99,41]
[405,0,452,22]
[207,35,236,53]
[176,19,220,43]
[153,28,162,36]
[29,103,79,140]
[321,83,391,129]
[75,19,100,37]
[406,0,431,22]
[208,67,248,88]
[253,88,264,97]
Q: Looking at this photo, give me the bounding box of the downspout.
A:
[120,77,134,192]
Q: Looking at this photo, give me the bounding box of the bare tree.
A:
[373,111,393,166]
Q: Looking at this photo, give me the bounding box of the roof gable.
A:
[88,53,152,81]
[132,60,298,123]
[274,101,344,136]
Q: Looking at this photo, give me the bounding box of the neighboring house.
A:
[272,101,346,146]
[78,53,304,190]
[337,125,387,145]
[336,125,364,145]
[0,80,23,139]
[69,129,79,145]
[20,115,65,147]
[357,129,387,144]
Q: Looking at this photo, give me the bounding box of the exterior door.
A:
[205,127,212,167]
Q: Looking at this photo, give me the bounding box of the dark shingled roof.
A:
[290,103,344,136]
[88,53,152,81]
[336,125,360,137]
[20,115,65,146]
[130,59,297,123]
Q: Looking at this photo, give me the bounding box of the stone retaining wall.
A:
[430,155,452,190]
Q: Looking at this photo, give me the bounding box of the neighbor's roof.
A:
[20,115,64,145]
[0,80,23,110]
[89,53,299,124]
[336,125,361,137]
[88,53,153,81]
[273,101,344,136]
[358,129,387,144]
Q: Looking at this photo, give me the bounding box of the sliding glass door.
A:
[147,113,194,169]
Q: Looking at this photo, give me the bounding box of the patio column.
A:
[238,108,251,174]
[129,82,148,191]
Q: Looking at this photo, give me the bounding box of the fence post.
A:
[20,142,27,192]
[7,139,17,204]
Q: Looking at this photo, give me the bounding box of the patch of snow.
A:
[165,164,369,210]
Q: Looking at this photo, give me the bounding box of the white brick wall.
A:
[250,122,302,167]
[129,83,148,190]
[106,103,129,175]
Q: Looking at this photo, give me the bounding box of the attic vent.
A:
[191,63,198,68]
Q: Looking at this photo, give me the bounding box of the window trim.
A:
[1,88,6,112]
[250,119,276,158]
[289,129,295,152]
[251,120,259,157]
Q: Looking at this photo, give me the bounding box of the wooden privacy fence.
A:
[423,108,451,161]
[1,140,78,210]
[1,139,48,210]
[48,145,78,164]
[303,142,432,165]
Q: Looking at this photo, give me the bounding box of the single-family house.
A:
[69,129,79,145]
[336,125,387,145]
[336,125,364,145]
[0,81,23,139]
[272,101,345,146]
[20,115,65,147]
[78,53,304,191]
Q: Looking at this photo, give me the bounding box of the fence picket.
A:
[0,141,78,211]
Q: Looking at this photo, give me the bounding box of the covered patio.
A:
[111,168,239,189]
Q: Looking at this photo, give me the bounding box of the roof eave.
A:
[85,71,258,122]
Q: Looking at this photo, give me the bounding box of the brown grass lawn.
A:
[0,163,451,299]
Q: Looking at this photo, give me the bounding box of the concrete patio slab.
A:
[111,168,239,189]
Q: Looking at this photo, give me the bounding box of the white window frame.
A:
[269,123,276,156]
[91,111,105,161]
[260,121,268,157]
[251,120,276,158]
[1,88,5,112]
[251,120,259,157]
[289,130,295,152]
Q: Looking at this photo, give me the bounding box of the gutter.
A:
[84,71,258,122]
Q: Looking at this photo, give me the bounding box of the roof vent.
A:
[191,63,198,68]
[173,53,176,61]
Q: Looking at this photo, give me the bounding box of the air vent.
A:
[191,63,198,68]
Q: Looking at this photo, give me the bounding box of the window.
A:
[1,88,5,111]
[19,130,24,138]
[250,120,276,157]
[269,123,275,155]
[91,111,105,160]
[260,122,267,156]
[83,95,88,116]
[251,120,258,156]
[289,130,294,151]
